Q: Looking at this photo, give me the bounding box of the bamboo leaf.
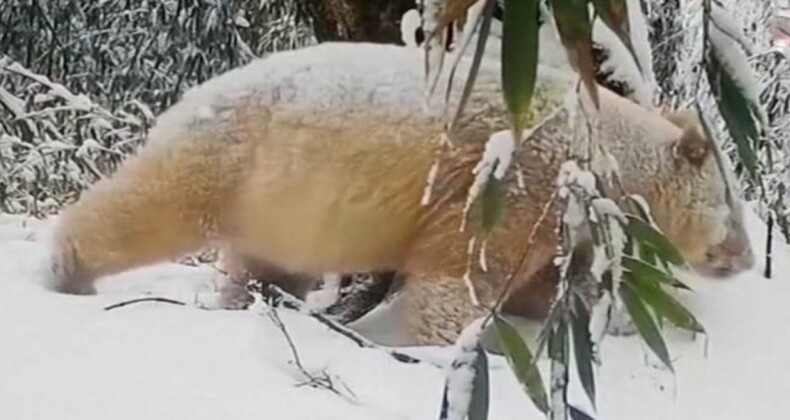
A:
[548,321,569,417]
[481,172,506,233]
[591,0,641,74]
[623,195,651,223]
[502,0,541,136]
[551,0,599,108]
[707,53,760,179]
[438,345,489,420]
[439,382,451,419]
[444,0,487,120]
[591,0,629,42]
[622,196,677,269]
[468,348,490,420]
[637,243,658,266]
[621,255,691,290]
[494,314,550,414]
[626,271,704,333]
[624,215,685,266]
[571,295,596,409]
[570,405,596,420]
[619,282,674,372]
[450,0,495,130]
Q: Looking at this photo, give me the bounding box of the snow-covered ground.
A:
[1,207,789,420]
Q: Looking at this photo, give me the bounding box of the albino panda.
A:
[45,42,753,345]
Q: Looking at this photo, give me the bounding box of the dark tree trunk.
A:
[295,0,417,44]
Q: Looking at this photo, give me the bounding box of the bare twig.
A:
[263,284,438,367]
[104,297,187,311]
[483,191,559,325]
[265,304,357,402]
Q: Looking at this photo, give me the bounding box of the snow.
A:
[589,198,627,286]
[463,237,483,306]
[589,292,615,362]
[400,8,421,48]
[1,205,790,419]
[710,2,755,53]
[6,62,94,112]
[147,42,576,153]
[625,0,657,97]
[461,130,516,232]
[421,160,441,206]
[444,0,487,81]
[442,318,488,420]
[0,86,25,117]
[305,274,343,311]
[557,160,597,197]
[707,6,768,127]
[707,14,760,97]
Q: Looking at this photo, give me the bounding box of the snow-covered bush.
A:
[0,0,314,215]
[0,57,152,215]
[646,0,790,239]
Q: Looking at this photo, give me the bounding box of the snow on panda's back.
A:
[141,42,575,148]
[145,43,440,147]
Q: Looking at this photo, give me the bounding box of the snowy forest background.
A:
[1,0,790,232]
[2,1,790,419]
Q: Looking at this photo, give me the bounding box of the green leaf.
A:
[621,255,691,290]
[626,271,704,333]
[548,321,569,415]
[623,195,651,223]
[450,0,496,130]
[619,282,674,372]
[622,197,677,268]
[571,295,596,409]
[494,314,550,414]
[707,53,760,179]
[502,0,541,136]
[637,243,658,266]
[570,405,597,420]
[591,0,641,75]
[468,348,490,420]
[624,215,685,266]
[438,346,489,420]
[551,0,599,108]
[481,172,506,233]
[592,0,629,32]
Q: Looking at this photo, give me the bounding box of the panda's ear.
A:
[673,125,711,167]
